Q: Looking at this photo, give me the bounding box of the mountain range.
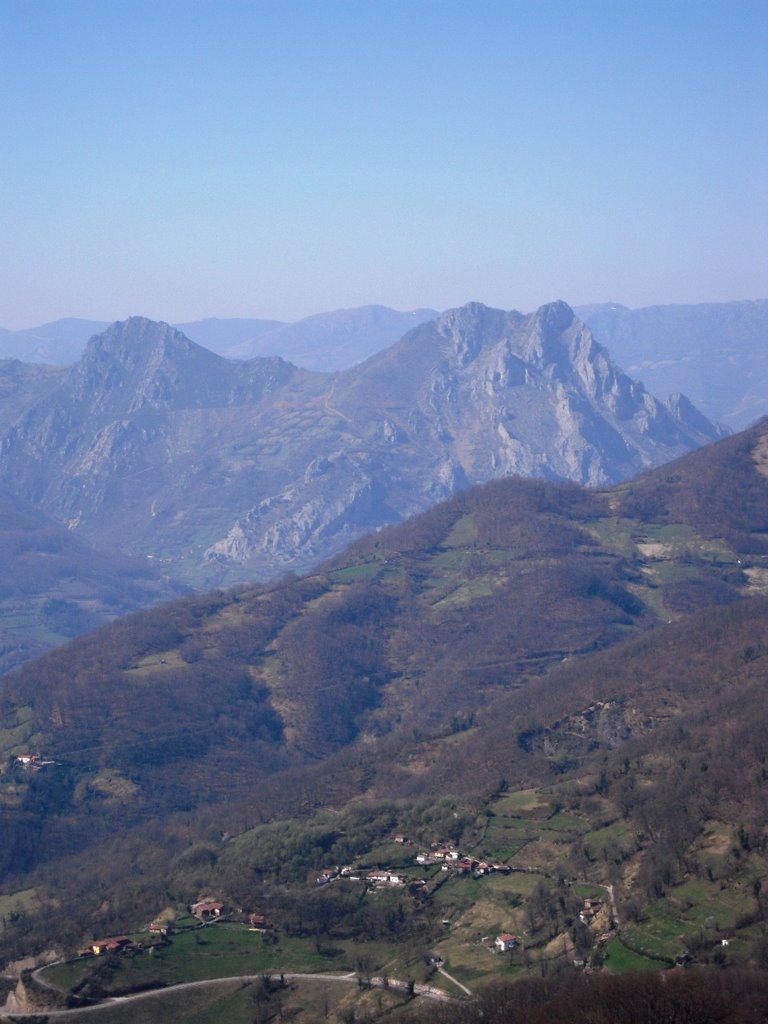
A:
[1,299,765,428]
[0,306,438,371]
[0,303,724,598]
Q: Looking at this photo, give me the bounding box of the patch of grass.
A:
[490,790,548,815]
[432,579,497,608]
[44,958,95,992]
[328,561,384,584]
[665,877,754,931]
[442,516,478,549]
[488,819,540,835]
[623,904,687,960]
[0,705,36,754]
[571,883,607,900]
[429,550,470,572]
[481,872,548,897]
[580,517,640,557]
[42,928,415,999]
[77,769,140,802]
[181,982,255,1024]
[479,836,530,860]
[39,979,254,1024]
[541,812,589,833]
[506,836,570,872]
[582,820,633,859]
[602,937,659,973]
[127,650,187,674]
[0,888,38,934]
[645,562,700,585]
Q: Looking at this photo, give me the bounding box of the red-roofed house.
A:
[191,900,223,920]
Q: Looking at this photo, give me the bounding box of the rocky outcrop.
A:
[2,968,68,1013]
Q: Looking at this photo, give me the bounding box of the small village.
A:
[70,832,613,973]
[315,836,511,892]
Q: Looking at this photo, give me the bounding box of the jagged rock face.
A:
[332,301,725,488]
[0,319,300,545]
[0,307,727,587]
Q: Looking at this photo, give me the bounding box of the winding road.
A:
[1,967,459,1019]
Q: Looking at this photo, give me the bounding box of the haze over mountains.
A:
[0,490,184,676]
[576,299,768,429]
[0,306,439,371]
[0,303,724,594]
[1,299,765,428]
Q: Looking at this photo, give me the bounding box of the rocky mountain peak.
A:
[82,316,215,370]
[0,308,729,588]
[516,301,591,372]
[434,303,521,368]
[73,317,236,414]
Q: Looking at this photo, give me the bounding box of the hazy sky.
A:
[2,0,766,328]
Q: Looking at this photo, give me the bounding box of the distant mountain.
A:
[0,318,304,585]
[0,317,286,367]
[0,318,111,364]
[577,299,768,428]
[0,306,438,370]
[0,305,726,589]
[172,316,288,356]
[225,304,440,369]
[6,301,766,420]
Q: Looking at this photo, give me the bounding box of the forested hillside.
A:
[0,420,766,1005]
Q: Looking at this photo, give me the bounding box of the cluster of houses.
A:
[315,865,423,889]
[416,845,509,877]
[314,839,511,890]
[77,899,276,960]
[189,898,275,934]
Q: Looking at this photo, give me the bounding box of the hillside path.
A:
[603,883,620,927]
[437,965,472,996]
[1,968,458,1019]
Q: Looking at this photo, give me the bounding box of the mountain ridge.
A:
[0,304,726,590]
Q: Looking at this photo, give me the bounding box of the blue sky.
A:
[2,0,766,327]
